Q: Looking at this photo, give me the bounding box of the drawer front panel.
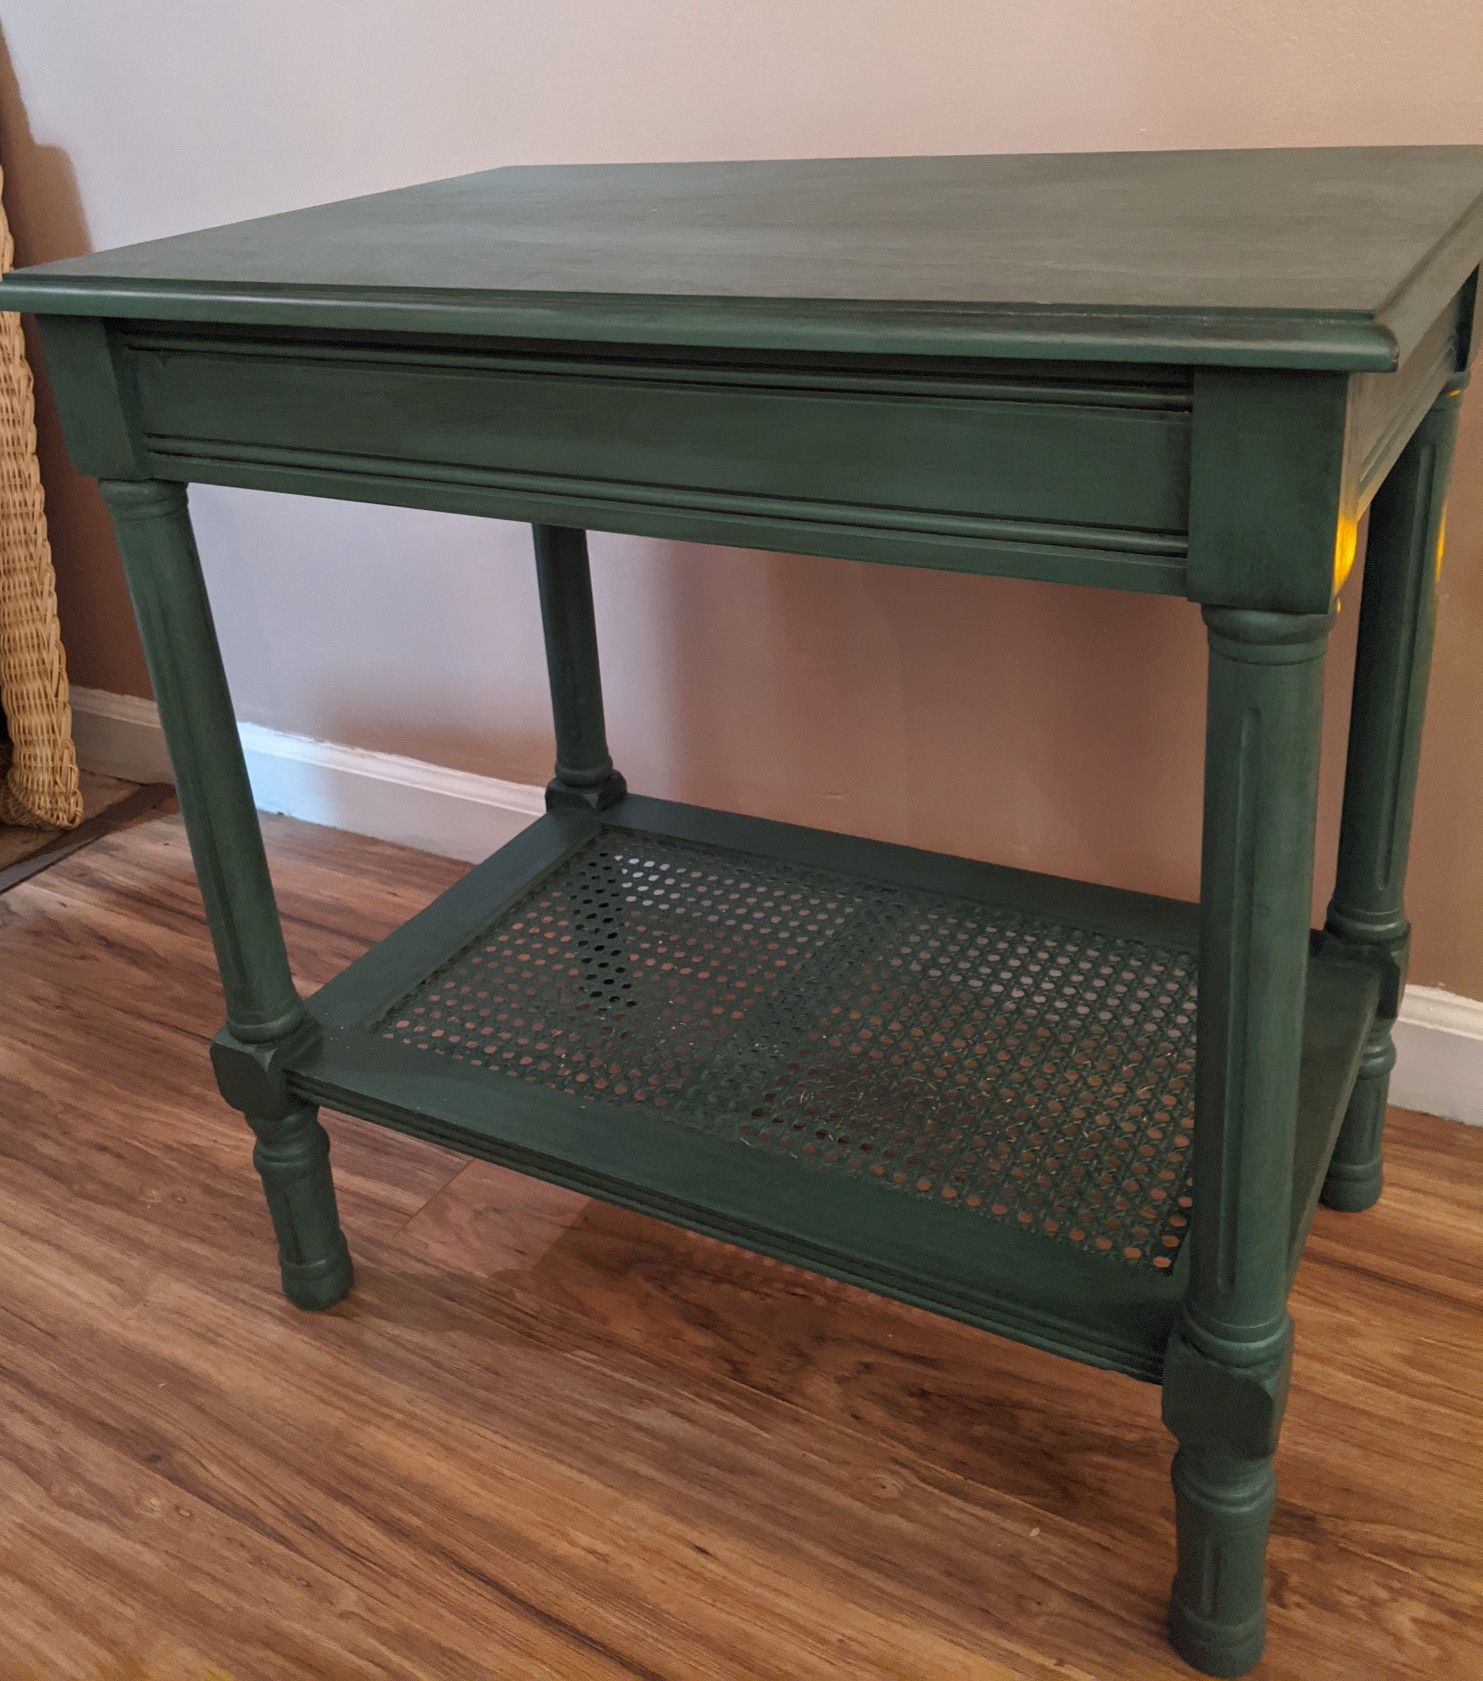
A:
[128,337,1190,534]
[122,333,1194,590]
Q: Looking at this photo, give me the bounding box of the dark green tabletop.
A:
[6,149,1483,368]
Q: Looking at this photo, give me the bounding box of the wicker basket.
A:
[0,163,82,830]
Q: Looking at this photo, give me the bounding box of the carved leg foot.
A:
[250,1104,354,1309]
[1168,1447,1276,1677]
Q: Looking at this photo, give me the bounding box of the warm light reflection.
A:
[1436,507,1448,580]
[1332,515,1359,598]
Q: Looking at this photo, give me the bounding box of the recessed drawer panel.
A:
[126,336,1191,542]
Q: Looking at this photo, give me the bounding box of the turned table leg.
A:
[1322,383,1464,1211]
[1164,606,1331,1677]
[100,479,352,1310]
[533,524,626,812]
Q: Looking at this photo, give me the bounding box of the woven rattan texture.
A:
[377,832,1198,1270]
[0,166,81,830]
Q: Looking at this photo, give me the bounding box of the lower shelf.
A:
[288,794,1379,1381]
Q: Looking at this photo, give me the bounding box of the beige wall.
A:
[2,2,1481,990]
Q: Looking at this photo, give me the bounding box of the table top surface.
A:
[8,148,1483,370]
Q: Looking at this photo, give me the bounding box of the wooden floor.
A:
[1,811,1478,1681]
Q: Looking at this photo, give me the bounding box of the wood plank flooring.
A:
[0,810,1477,1680]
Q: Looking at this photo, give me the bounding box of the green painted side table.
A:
[8,148,1481,1677]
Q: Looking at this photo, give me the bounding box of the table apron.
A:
[121,332,1193,592]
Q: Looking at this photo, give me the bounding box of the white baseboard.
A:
[1390,986,1483,1126]
[68,685,1483,1126]
[234,719,546,862]
[69,685,545,863]
[69,685,175,785]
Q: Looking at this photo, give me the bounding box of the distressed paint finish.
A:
[8,149,1483,368]
[532,524,626,812]
[1187,610,1332,1350]
[16,149,1483,1677]
[1163,608,1331,1676]
[110,328,1196,597]
[100,478,352,1310]
[99,479,303,1043]
[1321,381,1466,1211]
[247,1103,354,1312]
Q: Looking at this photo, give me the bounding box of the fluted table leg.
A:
[101,478,352,1309]
[1165,606,1331,1677]
[1322,383,1464,1212]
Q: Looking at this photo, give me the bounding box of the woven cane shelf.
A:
[290,795,1378,1380]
